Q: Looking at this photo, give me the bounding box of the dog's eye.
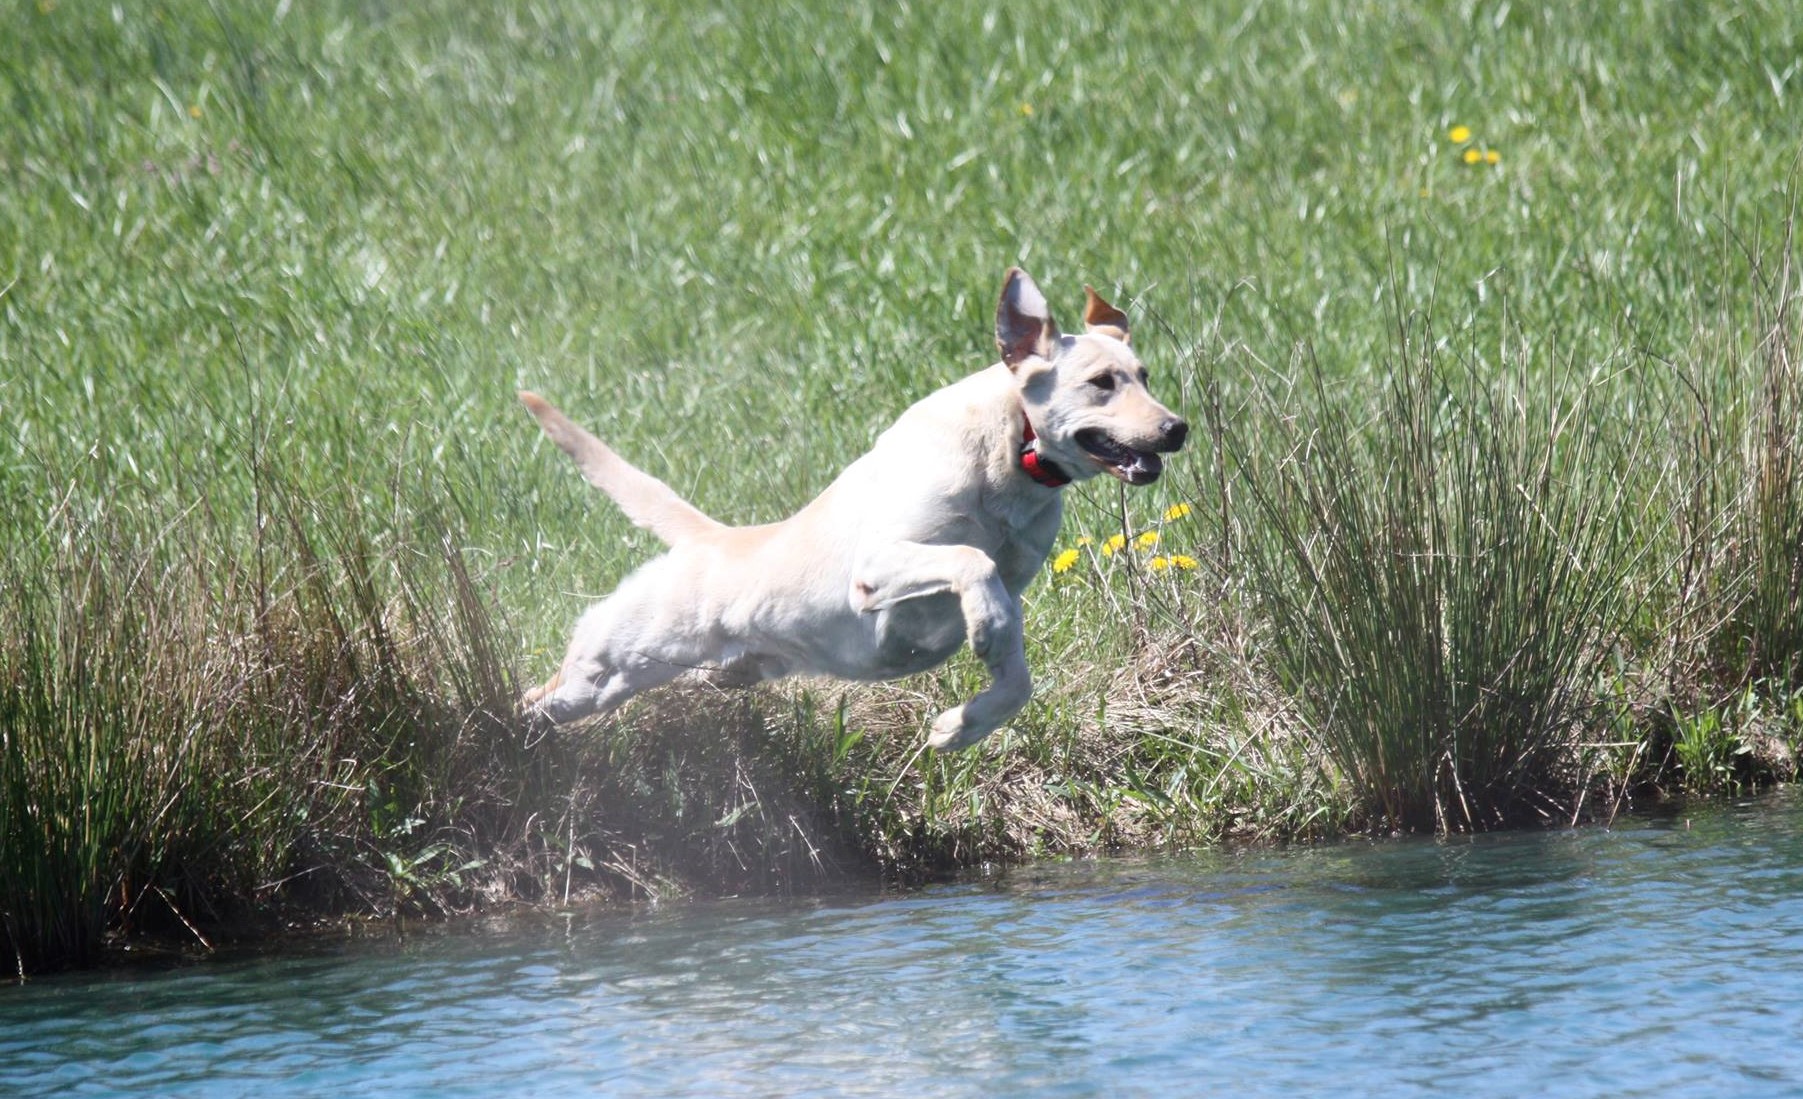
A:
[1090,374,1116,392]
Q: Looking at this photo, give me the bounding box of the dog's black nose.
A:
[1159,417,1189,451]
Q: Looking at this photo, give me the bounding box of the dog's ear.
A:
[996,267,1061,369]
[1082,285,1131,343]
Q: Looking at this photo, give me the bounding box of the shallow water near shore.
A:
[6,791,1803,1098]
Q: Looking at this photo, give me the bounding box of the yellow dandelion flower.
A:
[1101,533,1127,557]
[1169,554,1199,570]
[1163,502,1192,521]
[1149,556,1170,571]
[1484,149,1500,165]
[189,104,203,118]
[1135,530,1160,550]
[1448,125,1471,144]
[1052,548,1080,574]
[1462,147,1481,165]
[1075,536,1093,547]
[1019,103,1035,117]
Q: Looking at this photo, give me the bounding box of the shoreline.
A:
[8,649,1797,979]
[37,780,1800,980]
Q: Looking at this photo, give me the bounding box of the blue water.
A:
[6,792,1803,1098]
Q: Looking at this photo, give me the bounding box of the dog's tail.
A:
[519,391,724,546]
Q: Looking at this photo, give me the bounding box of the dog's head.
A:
[997,268,1187,486]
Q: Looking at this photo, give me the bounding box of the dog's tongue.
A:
[1120,451,1163,485]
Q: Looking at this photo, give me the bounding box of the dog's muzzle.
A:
[1076,418,1187,485]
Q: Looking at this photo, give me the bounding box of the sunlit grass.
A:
[4,0,1803,970]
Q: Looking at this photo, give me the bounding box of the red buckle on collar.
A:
[1019,413,1070,488]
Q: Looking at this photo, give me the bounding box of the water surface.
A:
[6,792,1802,1097]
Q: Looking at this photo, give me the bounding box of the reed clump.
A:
[1652,223,1803,793]
[0,461,550,974]
[1719,233,1803,698]
[1220,316,1648,832]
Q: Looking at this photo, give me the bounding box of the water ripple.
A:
[5,792,1803,1098]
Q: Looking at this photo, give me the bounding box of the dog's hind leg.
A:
[525,654,689,724]
[521,559,711,724]
[851,541,1032,751]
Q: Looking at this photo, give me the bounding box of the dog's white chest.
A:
[988,495,1062,595]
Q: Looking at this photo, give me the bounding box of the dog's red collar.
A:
[1019,413,1071,488]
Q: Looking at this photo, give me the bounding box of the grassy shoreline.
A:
[6,0,1803,974]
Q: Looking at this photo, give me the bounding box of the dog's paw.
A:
[927,706,993,752]
[512,698,556,750]
[518,697,552,729]
[517,686,563,743]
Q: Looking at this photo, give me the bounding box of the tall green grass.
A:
[5,0,1803,970]
[0,457,529,971]
[1650,221,1803,791]
[1225,314,1652,831]
[1728,235,1803,690]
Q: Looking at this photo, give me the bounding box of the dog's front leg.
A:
[851,542,1031,751]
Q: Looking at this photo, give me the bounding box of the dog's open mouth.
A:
[1076,429,1163,485]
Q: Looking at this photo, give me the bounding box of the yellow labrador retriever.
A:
[520,268,1185,750]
